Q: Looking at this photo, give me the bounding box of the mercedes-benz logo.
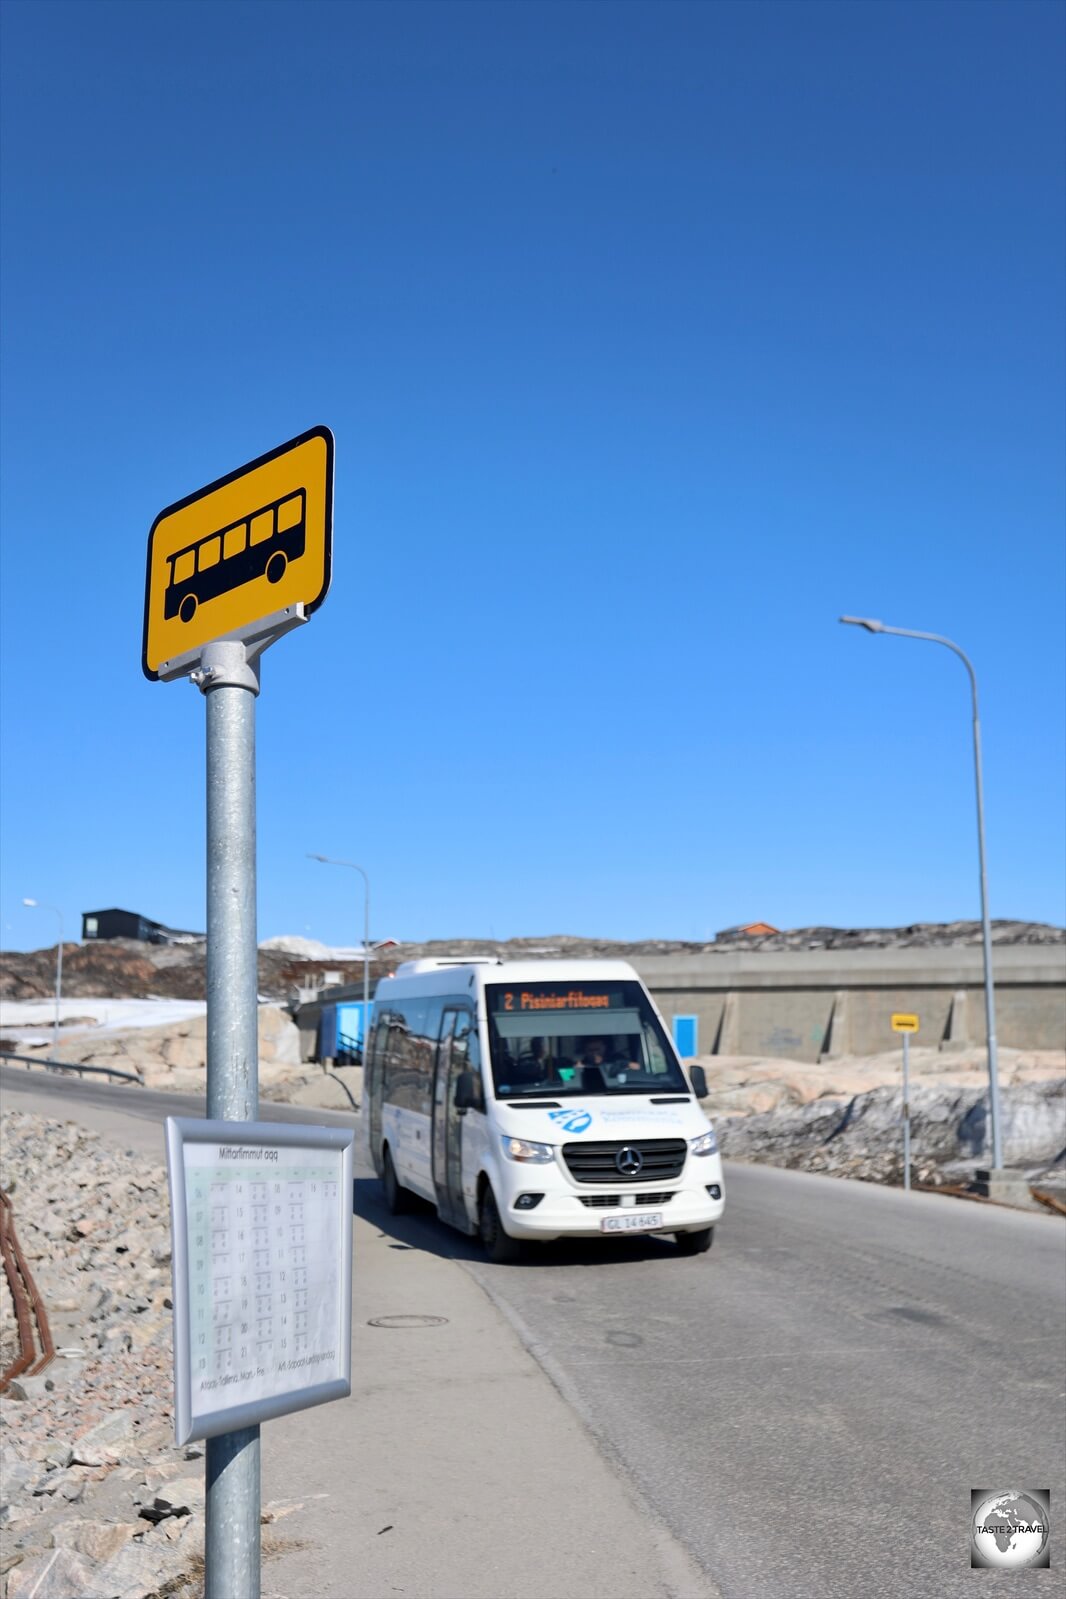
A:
[616,1146,644,1176]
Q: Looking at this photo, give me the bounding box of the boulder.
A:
[50,1004,304,1091]
[98,1534,193,1599]
[716,1077,1066,1179]
[6,1547,113,1599]
[52,1518,141,1562]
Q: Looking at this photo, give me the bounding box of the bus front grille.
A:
[578,1192,676,1208]
[562,1139,687,1184]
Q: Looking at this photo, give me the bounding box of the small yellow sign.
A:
[891,1014,920,1033]
[143,426,333,680]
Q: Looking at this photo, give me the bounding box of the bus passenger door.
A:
[431,1008,468,1229]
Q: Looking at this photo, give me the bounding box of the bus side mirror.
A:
[454,1070,476,1113]
[688,1064,708,1099]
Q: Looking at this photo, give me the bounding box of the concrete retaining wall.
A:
[291,946,1065,1065]
[631,946,1066,1062]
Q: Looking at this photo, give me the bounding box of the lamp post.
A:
[307,855,371,1061]
[839,616,1003,1171]
[22,898,64,1053]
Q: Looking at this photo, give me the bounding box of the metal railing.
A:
[1,1051,143,1086]
[335,1030,363,1066]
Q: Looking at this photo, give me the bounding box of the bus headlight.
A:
[689,1128,718,1157]
[500,1135,555,1164]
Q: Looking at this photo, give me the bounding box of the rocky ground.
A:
[694,918,1065,952]
[701,1043,1066,1195]
[40,1007,308,1099]
[0,1113,307,1599]
[2,921,1062,1005]
[0,940,379,1007]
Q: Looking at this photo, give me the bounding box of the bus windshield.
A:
[484,980,690,1098]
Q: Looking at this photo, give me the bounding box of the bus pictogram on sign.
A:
[143,426,333,679]
[164,490,307,625]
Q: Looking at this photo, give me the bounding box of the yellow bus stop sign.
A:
[143,426,333,680]
[891,1014,920,1033]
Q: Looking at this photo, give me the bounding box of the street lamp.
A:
[839,616,1004,1171]
[22,898,64,1053]
[307,855,371,1062]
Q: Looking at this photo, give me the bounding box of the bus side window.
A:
[173,550,195,583]
[384,1020,403,1093]
[278,494,302,531]
[366,1018,385,1086]
[198,536,221,571]
[646,1033,670,1076]
[224,523,247,560]
[457,1018,485,1111]
[250,509,274,545]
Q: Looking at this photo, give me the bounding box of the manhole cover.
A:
[367,1314,449,1330]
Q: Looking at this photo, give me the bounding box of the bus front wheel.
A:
[382,1147,410,1216]
[479,1184,522,1264]
[179,595,197,624]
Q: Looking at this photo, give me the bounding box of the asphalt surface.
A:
[3,1065,1064,1598]
[1,1069,711,1598]
[462,1164,1066,1599]
[0,1064,357,1156]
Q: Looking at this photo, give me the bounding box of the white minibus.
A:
[362,958,725,1261]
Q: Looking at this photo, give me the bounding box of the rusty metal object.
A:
[915,1181,993,1203]
[0,1187,54,1393]
[916,1179,1066,1214]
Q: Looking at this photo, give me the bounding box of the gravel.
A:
[1,1112,208,1598]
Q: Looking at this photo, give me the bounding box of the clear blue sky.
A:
[2,0,1063,952]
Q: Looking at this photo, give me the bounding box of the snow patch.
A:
[0,996,208,1040]
[259,934,367,959]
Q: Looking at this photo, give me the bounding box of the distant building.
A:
[715,922,779,939]
[81,909,204,945]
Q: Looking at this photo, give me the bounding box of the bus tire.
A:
[179,595,197,624]
[479,1184,522,1264]
[675,1226,713,1256]
[382,1147,410,1216]
[266,551,287,584]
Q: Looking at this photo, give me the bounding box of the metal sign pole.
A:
[143,425,332,1599]
[197,638,262,1599]
[901,1031,911,1193]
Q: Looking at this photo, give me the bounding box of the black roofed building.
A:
[81,909,204,945]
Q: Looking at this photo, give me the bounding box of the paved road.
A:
[1,1069,711,1598]
[460,1165,1065,1599]
[5,1066,1064,1598]
[0,1064,357,1157]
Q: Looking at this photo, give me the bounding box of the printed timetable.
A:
[165,1119,353,1445]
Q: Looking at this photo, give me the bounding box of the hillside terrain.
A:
[2,920,1062,1003]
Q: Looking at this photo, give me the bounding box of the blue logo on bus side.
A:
[548,1107,592,1134]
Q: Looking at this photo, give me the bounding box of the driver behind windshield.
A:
[570,1035,642,1081]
